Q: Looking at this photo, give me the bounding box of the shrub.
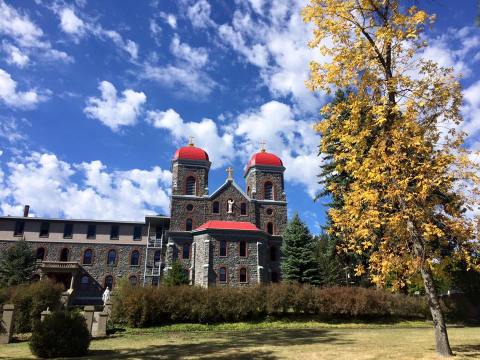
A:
[163,261,189,286]
[29,310,90,358]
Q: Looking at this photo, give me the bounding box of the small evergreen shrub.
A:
[29,310,90,358]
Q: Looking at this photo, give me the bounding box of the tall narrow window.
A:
[87,224,96,239]
[186,176,196,195]
[39,222,50,237]
[270,246,277,261]
[212,201,220,214]
[36,247,45,261]
[130,250,140,266]
[219,240,227,257]
[239,268,247,283]
[133,225,142,240]
[240,203,247,215]
[154,250,161,267]
[104,275,114,290]
[264,181,273,200]
[63,223,73,238]
[182,243,190,259]
[110,225,119,240]
[155,225,163,239]
[267,222,274,235]
[219,267,227,283]
[239,241,247,257]
[107,249,117,266]
[14,221,25,236]
[83,249,93,265]
[186,219,193,231]
[129,275,138,286]
[60,248,69,262]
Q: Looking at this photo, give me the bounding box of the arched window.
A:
[247,186,250,196]
[264,181,273,200]
[239,241,247,257]
[270,246,277,261]
[186,176,196,195]
[212,201,219,213]
[239,268,247,283]
[267,222,274,235]
[83,249,93,265]
[107,249,117,266]
[129,275,138,286]
[186,218,193,231]
[219,267,227,283]
[240,203,247,215]
[36,247,45,261]
[130,250,140,266]
[182,243,190,259]
[104,275,114,290]
[271,271,279,283]
[60,248,69,262]
[154,250,161,267]
[219,240,227,257]
[80,275,89,290]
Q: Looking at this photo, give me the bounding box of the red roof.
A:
[173,146,209,161]
[195,220,261,231]
[246,151,283,170]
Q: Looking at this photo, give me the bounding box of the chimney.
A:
[23,205,30,217]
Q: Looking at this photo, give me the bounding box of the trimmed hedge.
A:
[112,283,428,327]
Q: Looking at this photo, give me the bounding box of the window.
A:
[266,208,273,215]
[186,204,194,211]
[80,275,89,290]
[182,243,190,259]
[186,176,196,195]
[129,275,138,286]
[14,221,25,236]
[219,267,227,283]
[36,247,45,261]
[130,250,140,266]
[83,249,93,265]
[264,181,273,200]
[267,222,274,235]
[152,277,159,286]
[107,249,117,266]
[63,223,73,238]
[60,248,69,262]
[39,222,50,237]
[271,271,279,283]
[239,241,247,257]
[104,275,114,290]
[270,246,277,262]
[219,240,227,257]
[155,225,163,239]
[240,203,247,215]
[110,225,119,240]
[247,186,250,196]
[239,268,247,283]
[154,250,161,267]
[133,225,142,240]
[87,224,96,239]
[186,219,193,231]
[212,201,219,213]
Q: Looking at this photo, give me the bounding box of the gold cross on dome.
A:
[226,166,234,180]
[188,136,195,146]
[260,139,267,152]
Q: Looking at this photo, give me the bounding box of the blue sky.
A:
[0,0,480,233]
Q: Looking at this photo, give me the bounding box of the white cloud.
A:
[0,68,43,109]
[147,109,235,168]
[462,80,480,140]
[159,12,177,29]
[187,0,214,29]
[59,7,86,36]
[2,42,29,67]
[0,152,172,220]
[84,81,146,131]
[170,35,208,68]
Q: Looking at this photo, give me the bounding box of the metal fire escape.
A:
[143,220,166,286]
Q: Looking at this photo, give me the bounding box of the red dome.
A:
[247,151,283,170]
[173,146,209,161]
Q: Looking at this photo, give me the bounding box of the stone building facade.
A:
[0,142,288,303]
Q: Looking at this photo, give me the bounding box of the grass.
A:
[1,321,479,359]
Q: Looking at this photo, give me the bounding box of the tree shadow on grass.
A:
[452,344,480,358]
[82,328,351,359]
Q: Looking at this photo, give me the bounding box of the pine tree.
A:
[281,213,320,285]
[314,233,343,286]
[0,240,36,287]
[163,260,189,286]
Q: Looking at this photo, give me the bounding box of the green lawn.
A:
[1,322,479,359]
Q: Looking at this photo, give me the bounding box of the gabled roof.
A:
[195,220,260,231]
[209,179,251,201]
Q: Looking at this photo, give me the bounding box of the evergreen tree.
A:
[281,213,320,285]
[0,240,36,287]
[314,233,343,286]
[163,260,189,286]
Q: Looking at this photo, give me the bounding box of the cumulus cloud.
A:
[462,80,480,141]
[170,35,208,68]
[0,152,172,220]
[0,68,44,109]
[59,7,86,36]
[2,42,29,67]
[84,81,146,131]
[187,0,214,29]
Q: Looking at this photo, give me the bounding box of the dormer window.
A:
[264,181,273,200]
[186,176,196,195]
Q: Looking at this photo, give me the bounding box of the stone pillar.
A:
[103,301,112,318]
[91,312,108,338]
[40,308,51,322]
[202,239,210,288]
[0,304,15,344]
[83,306,95,335]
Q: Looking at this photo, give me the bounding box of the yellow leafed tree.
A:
[303,0,480,356]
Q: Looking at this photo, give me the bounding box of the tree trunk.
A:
[420,263,453,357]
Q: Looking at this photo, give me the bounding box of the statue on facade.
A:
[102,287,111,305]
[227,199,234,214]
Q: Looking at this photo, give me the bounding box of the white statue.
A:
[102,287,111,305]
[227,199,234,213]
